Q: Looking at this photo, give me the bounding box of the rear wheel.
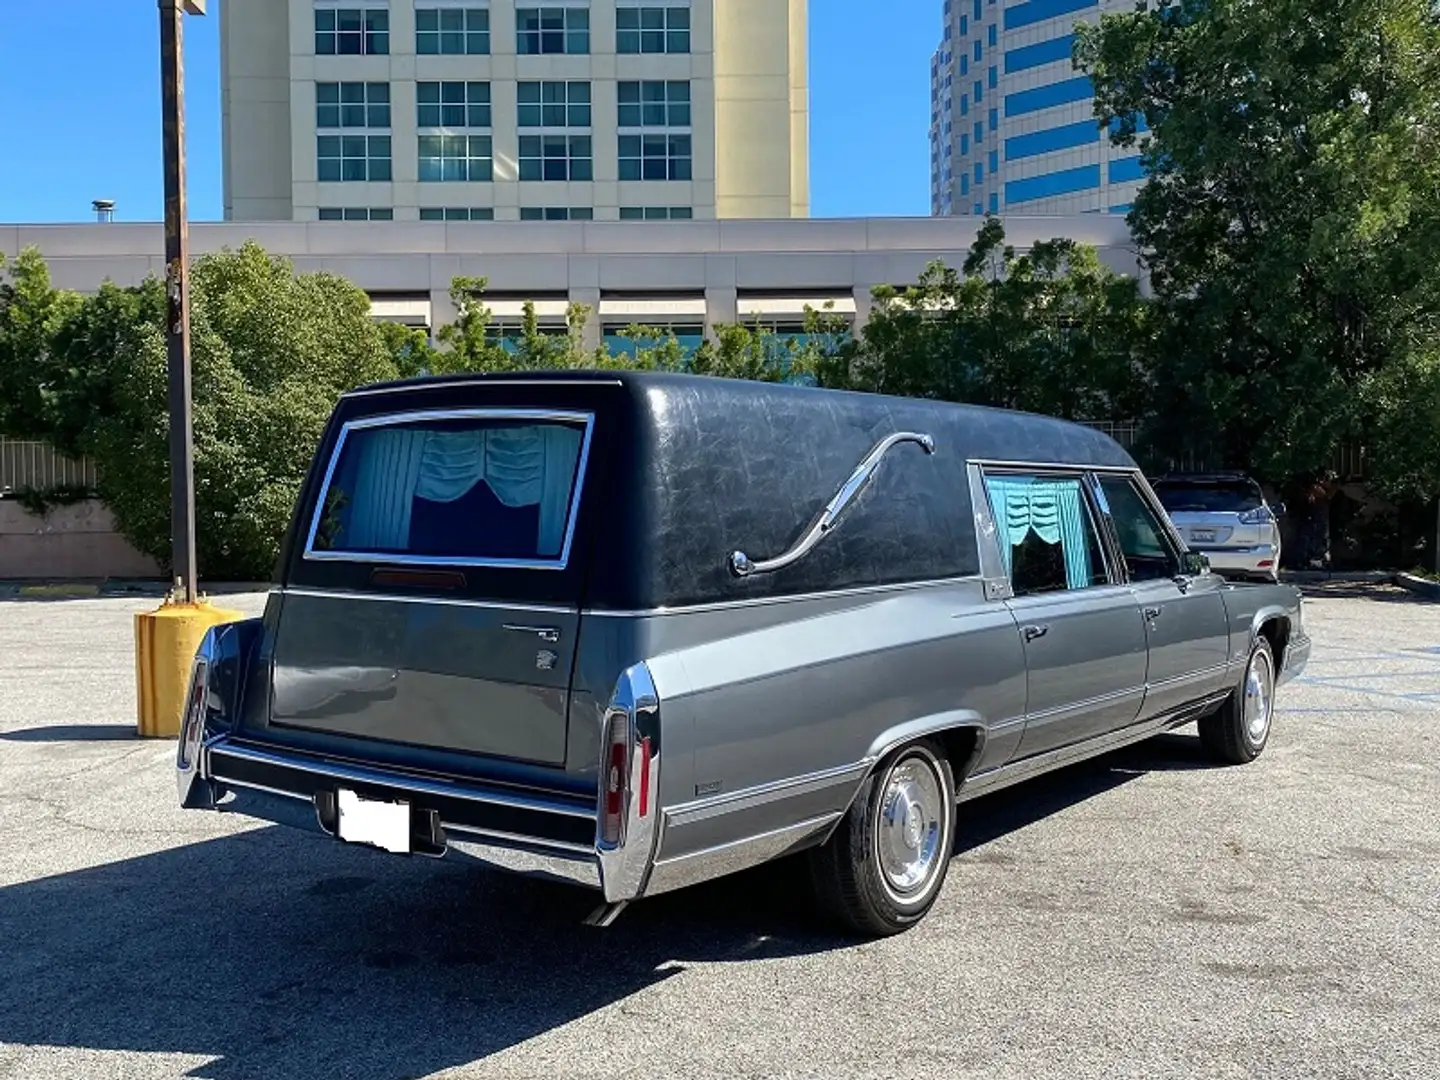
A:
[1199,636,1276,764]
[809,739,956,937]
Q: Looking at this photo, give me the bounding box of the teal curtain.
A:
[986,476,1093,589]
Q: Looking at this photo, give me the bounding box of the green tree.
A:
[841,218,1153,422]
[0,247,84,445]
[1076,0,1440,490]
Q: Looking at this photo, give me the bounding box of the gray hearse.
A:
[176,371,1311,936]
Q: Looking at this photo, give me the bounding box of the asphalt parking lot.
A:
[1,584,1437,1080]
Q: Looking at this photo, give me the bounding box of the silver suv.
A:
[1151,473,1284,583]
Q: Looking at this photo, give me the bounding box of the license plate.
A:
[1191,529,1216,543]
[336,788,411,854]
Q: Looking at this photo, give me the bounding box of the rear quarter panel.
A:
[619,580,1026,861]
[1217,580,1305,672]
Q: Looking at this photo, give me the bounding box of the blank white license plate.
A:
[336,788,411,854]
[1191,529,1216,543]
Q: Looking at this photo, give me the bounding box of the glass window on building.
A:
[617,81,691,127]
[519,207,595,221]
[416,82,491,129]
[517,82,592,128]
[518,135,593,181]
[604,324,704,360]
[316,82,390,130]
[516,7,590,54]
[420,208,496,221]
[617,134,692,181]
[618,207,693,220]
[318,207,393,221]
[317,135,392,182]
[315,7,388,55]
[616,5,690,53]
[418,134,493,182]
[415,7,490,55]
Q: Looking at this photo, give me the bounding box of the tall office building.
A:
[930,0,1144,217]
[222,0,808,222]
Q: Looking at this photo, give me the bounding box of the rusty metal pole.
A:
[159,0,205,603]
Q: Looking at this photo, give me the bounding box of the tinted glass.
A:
[1153,479,1264,513]
[984,473,1108,596]
[311,415,589,564]
[1099,476,1181,581]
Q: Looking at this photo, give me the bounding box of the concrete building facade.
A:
[221,0,809,223]
[2,216,1143,352]
[929,0,1144,217]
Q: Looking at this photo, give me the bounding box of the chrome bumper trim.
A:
[644,812,841,897]
[210,740,596,820]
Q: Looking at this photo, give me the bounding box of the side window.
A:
[983,473,1109,597]
[1097,475,1181,581]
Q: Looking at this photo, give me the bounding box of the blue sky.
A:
[0,1,934,223]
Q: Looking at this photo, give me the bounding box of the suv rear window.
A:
[306,410,593,567]
[1152,479,1263,513]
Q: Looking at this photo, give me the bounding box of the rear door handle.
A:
[1022,624,1049,642]
[1144,607,1163,620]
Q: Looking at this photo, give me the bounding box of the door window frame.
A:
[973,462,1122,601]
[1086,468,1192,586]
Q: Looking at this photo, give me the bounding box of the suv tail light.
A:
[1238,506,1274,525]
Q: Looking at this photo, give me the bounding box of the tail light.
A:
[176,656,211,771]
[1238,506,1274,525]
[601,710,629,846]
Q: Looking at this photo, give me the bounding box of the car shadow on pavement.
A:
[0,823,844,1080]
[954,731,1215,855]
[0,724,139,742]
[0,732,1214,1080]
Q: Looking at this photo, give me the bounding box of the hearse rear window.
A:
[305,409,593,567]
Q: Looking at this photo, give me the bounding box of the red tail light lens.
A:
[601,713,629,845]
[637,737,652,819]
[176,658,209,770]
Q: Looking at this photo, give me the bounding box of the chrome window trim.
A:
[973,460,1124,592]
[301,407,596,571]
[280,585,578,616]
[342,377,625,399]
[966,461,1013,601]
[1091,468,1192,581]
[728,430,936,578]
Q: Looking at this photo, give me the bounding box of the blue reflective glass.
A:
[1005,118,1099,160]
[1003,0,1096,32]
[1004,164,1100,204]
[1109,203,1133,214]
[1005,76,1093,116]
[1109,155,1146,183]
[1004,34,1074,74]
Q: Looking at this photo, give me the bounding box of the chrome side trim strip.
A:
[1146,663,1229,691]
[279,575,986,619]
[644,812,842,898]
[1025,684,1146,723]
[664,759,873,828]
[208,741,597,820]
[728,431,936,578]
[279,586,577,616]
[445,835,602,890]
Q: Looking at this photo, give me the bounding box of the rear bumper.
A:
[178,733,648,899]
[1197,543,1280,578]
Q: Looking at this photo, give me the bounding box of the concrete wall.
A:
[0,501,160,581]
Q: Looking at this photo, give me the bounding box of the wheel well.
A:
[1258,617,1290,669]
[935,726,983,785]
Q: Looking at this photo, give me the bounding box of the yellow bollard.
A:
[134,592,247,738]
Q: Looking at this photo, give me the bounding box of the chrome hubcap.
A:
[1244,650,1274,744]
[876,756,945,898]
